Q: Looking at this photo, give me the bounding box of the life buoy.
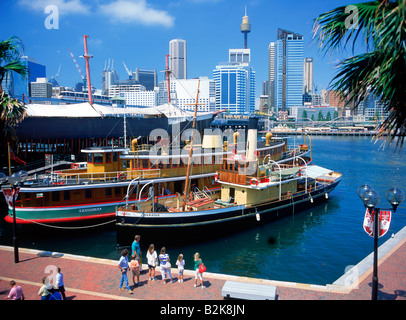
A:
[250,178,259,186]
[214,172,219,182]
[118,173,127,180]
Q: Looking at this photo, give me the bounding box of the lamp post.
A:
[357,184,405,300]
[8,171,27,264]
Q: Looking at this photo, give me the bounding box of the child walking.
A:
[176,254,185,283]
[129,256,140,287]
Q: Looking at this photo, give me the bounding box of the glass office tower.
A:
[271,29,304,115]
[213,63,255,115]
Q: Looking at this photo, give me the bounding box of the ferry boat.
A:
[115,119,341,246]
[1,126,310,226]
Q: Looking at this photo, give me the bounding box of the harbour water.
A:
[0,135,405,286]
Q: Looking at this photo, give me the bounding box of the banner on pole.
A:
[363,208,392,238]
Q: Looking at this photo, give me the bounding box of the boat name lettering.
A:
[79,207,102,213]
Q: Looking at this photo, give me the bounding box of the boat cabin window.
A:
[52,192,60,202]
[113,152,118,162]
[87,153,93,163]
[64,190,70,201]
[85,189,92,199]
[94,153,103,163]
[105,188,112,197]
[106,153,111,163]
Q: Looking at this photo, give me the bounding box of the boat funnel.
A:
[246,117,258,161]
[202,129,222,149]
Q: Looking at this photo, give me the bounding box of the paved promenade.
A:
[1,226,406,301]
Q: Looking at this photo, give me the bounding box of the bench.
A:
[221,281,277,300]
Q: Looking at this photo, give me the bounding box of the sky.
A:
[1,0,360,98]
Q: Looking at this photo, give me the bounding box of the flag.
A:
[9,147,26,165]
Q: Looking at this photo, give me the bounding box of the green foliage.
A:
[313,0,406,148]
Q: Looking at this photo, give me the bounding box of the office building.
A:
[2,56,46,98]
[30,77,52,98]
[269,29,304,115]
[303,57,313,94]
[169,39,187,79]
[108,83,146,98]
[268,42,276,112]
[213,62,255,114]
[120,89,158,107]
[158,77,215,112]
[101,61,119,95]
[134,68,157,91]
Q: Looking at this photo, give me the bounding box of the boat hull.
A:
[115,179,341,246]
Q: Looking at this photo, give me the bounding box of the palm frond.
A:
[313,0,406,149]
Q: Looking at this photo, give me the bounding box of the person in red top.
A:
[5,280,24,300]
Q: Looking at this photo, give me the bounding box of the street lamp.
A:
[8,170,27,264]
[357,184,405,300]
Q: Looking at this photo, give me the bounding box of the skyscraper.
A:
[101,59,119,95]
[303,57,313,94]
[268,42,276,112]
[2,56,46,98]
[169,39,187,79]
[269,29,304,115]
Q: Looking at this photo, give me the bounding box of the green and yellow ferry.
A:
[2,131,308,226]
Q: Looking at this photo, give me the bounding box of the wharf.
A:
[1,226,406,301]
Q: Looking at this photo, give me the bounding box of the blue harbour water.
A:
[1,135,405,286]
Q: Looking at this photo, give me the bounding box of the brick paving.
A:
[1,226,406,301]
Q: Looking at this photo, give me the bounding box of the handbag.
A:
[199,261,206,273]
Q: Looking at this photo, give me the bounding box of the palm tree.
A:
[313,0,406,148]
[0,36,28,143]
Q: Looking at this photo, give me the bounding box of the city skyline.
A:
[1,0,362,99]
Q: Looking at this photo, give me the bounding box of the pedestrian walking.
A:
[193,252,205,289]
[131,235,142,273]
[56,267,66,300]
[38,277,51,300]
[5,280,24,300]
[158,247,174,284]
[146,244,158,281]
[117,249,133,294]
[176,254,185,283]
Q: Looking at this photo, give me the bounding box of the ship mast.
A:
[82,35,93,106]
[182,80,201,211]
[165,54,171,103]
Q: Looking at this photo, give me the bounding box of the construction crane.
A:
[55,64,61,82]
[122,61,133,80]
[68,48,85,80]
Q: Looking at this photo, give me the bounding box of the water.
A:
[1,135,405,286]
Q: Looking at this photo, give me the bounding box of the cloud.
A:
[18,0,90,15]
[99,0,174,27]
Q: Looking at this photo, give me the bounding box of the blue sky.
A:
[1,0,359,96]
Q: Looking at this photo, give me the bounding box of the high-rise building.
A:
[269,29,304,115]
[213,62,255,114]
[268,42,276,112]
[2,56,46,98]
[101,60,119,95]
[169,39,187,80]
[29,77,52,98]
[303,57,313,94]
[134,68,157,91]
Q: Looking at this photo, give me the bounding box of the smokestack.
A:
[246,117,258,161]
